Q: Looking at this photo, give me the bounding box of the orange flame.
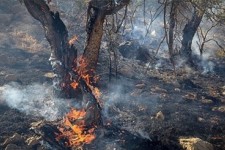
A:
[70,56,102,101]
[56,57,102,147]
[56,54,103,147]
[56,108,96,147]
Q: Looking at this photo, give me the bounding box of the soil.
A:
[0,46,224,150]
[0,1,225,150]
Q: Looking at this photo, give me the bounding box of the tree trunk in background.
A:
[180,8,204,67]
[168,0,178,68]
[23,0,78,98]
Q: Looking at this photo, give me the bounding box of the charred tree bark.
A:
[23,0,102,128]
[22,0,130,128]
[23,0,77,98]
[168,0,178,68]
[83,6,106,72]
[180,7,204,67]
[83,0,130,71]
[80,79,102,127]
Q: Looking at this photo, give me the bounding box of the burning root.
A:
[56,108,96,147]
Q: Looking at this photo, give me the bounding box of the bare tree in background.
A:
[180,6,204,67]
[179,0,224,68]
[161,0,224,69]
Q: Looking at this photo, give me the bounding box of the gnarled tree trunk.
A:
[23,0,77,98]
[22,0,130,128]
[23,0,102,128]
[180,7,204,67]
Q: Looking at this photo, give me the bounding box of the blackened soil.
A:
[0,104,37,145]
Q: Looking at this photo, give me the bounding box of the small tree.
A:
[180,0,224,67]
[22,0,130,97]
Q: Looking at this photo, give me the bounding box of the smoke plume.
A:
[0,82,73,121]
[102,82,159,140]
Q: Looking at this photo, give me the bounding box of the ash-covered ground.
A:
[0,1,225,150]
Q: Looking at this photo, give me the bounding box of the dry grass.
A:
[10,30,47,52]
[215,49,225,58]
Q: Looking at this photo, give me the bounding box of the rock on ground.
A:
[179,137,214,150]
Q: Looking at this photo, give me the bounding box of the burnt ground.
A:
[0,45,225,150]
[0,47,51,145]
[0,1,225,150]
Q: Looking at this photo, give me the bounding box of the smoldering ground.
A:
[0,78,162,141]
[0,82,76,121]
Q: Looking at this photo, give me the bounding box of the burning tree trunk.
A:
[180,7,204,67]
[22,0,130,148]
[23,0,102,147]
[23,0,130,94]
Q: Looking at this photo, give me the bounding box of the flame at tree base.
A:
[56,108,96,147]
[56,57,101,147]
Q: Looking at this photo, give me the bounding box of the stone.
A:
[44,72,55,78]
[197,117,205,122]
[212,106,225,113]
[179,137,214,150]
[222,91,225,96]
[217,106,225,113]
[183,93,197,100]
[220,86,225,96]
[155,111,165,121]
[26,136,42,148]
[174,88,181,92]
[31,120,44,127]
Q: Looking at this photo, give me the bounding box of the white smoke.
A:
[0,82,73,121]
[201,53,215,74]
[102,83,158,140]
[192,33,215,74]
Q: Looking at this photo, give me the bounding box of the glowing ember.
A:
[56,108,96,147]
[70,82,79,89]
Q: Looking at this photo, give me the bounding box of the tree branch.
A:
[23,0,77,97]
